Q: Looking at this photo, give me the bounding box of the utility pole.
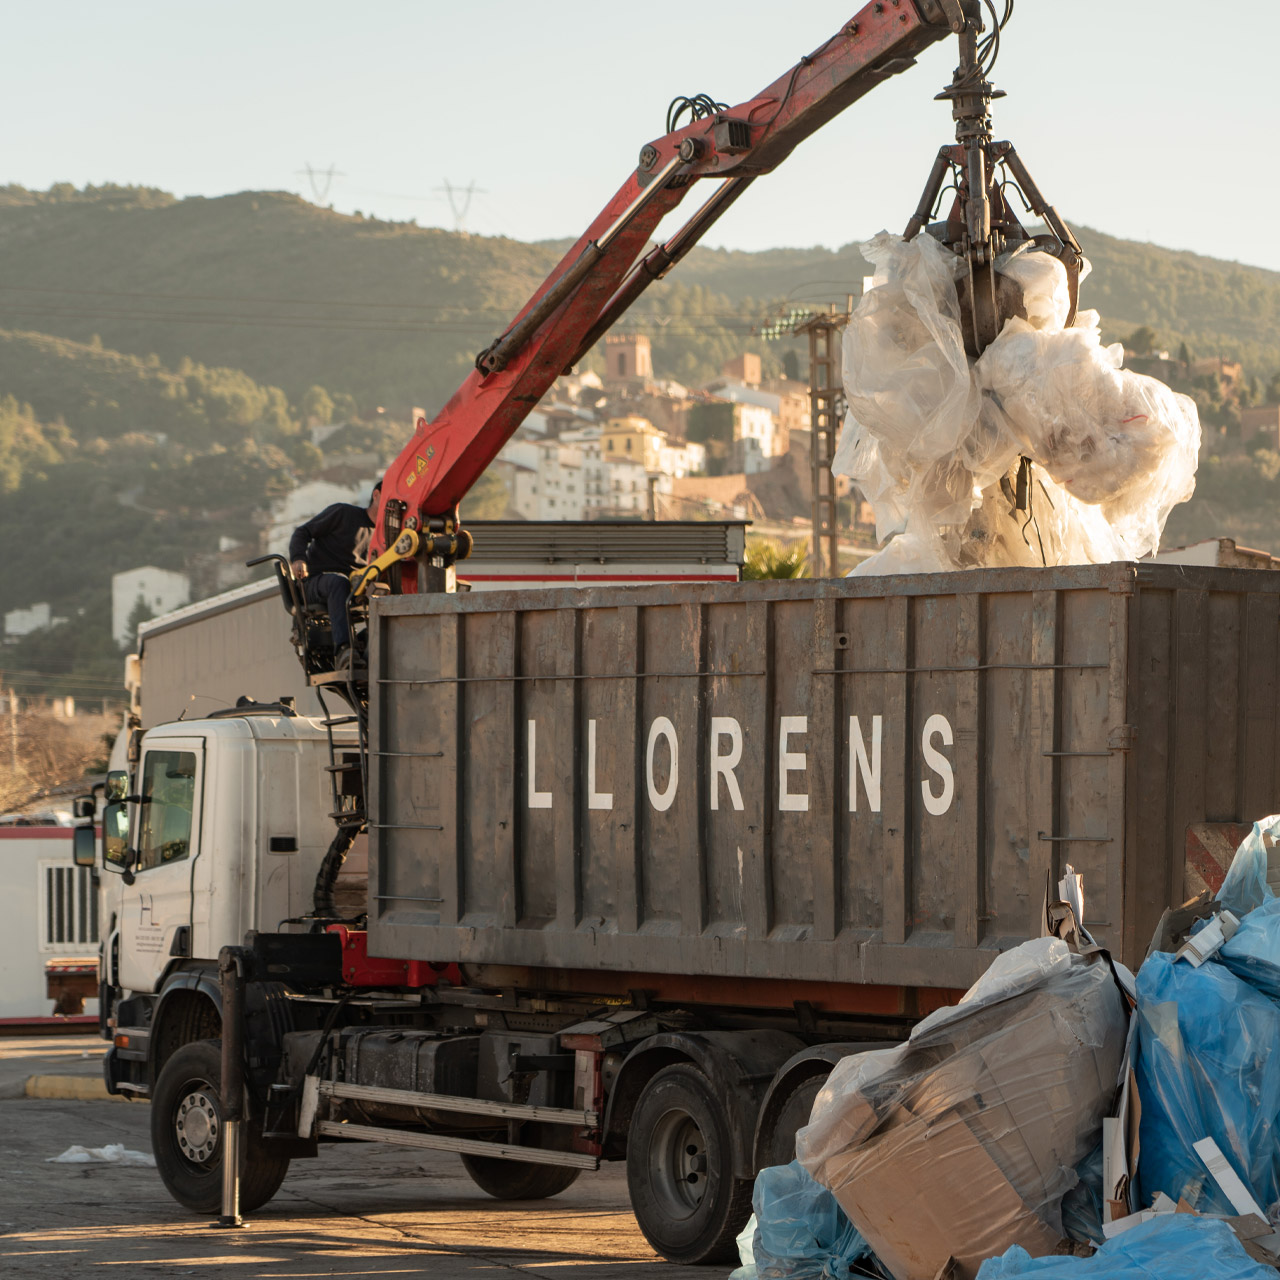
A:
[793,300,853,578]
[435,179,486,235]
[9,687,18,778]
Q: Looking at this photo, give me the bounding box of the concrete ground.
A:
[0,1033,109,1099]
[0,1037,714,1280]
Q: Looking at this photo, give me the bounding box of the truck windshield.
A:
[137,750,197,870]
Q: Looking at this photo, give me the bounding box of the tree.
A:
[123,594,155,652]
[1127,326,1159,356]
[464,471,511,519]
[331,392,359,421]
[299,385,334,428]
[783,349,802,381]
[743,538,808,579]
[1178,341,1191,369]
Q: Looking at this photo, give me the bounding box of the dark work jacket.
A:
[288,503,373,576]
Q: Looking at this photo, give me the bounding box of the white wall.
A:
[4,601,53,638]
[0,830,99,1019]
[265,479,378,557]
[112,567,191,648]
[736,403,779,457]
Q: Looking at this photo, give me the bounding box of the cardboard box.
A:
[803,959,1128,1279]
[830,1101,1063,1280]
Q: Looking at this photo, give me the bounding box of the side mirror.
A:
[106,770,129,803]
[102,802,130,874]
[72,795,95,820]
[72,825,96,867]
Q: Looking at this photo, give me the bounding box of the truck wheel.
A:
[459,1154,581,1200]
[151,1038,290,1215]
[626,1063,752,1265]
[760,1073,825,1169]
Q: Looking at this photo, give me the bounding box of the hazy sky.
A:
[6,1,1278,270]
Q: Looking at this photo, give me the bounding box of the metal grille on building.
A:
[40,862,99,951]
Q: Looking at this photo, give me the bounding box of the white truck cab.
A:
[100,710,356,1093]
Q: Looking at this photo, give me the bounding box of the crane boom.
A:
[370,0,974,569]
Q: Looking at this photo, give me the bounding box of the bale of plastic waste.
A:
[833,231,1201,576]
[737,1160,873,1280]
[797,940,1127,1280]
[975,312,1200,558]
[1133,950,1280,1215]
[832,231,1019,545]
[974,1213,1277,1279]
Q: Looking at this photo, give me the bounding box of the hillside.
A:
[3,185,1278,415]
[4,182,1280,705]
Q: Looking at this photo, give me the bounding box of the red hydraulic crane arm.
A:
[372,0,973,562]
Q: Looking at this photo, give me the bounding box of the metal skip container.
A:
[368,562,1280,985]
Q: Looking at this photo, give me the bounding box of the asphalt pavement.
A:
[0,1036,713,1280]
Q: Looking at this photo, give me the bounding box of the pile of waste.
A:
[730,818,1280,1279]
[831,233,1201,575]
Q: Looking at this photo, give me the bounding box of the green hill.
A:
[4,181,1280,695]
[4,184,1276,416]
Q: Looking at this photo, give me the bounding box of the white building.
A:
[493,433,624,521]
[603,457,653,516]
[657,440,706,478]
[112,566,191,648]
[4,602,58,639]
[734,402,779,458]
[265,479,380,558]
[732,437,768,475]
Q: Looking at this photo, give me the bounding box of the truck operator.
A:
[289,481,380,670]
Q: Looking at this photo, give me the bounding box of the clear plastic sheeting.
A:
[976,313,1200,557]
[797,951,1127,1280]
[47,1143,156,1166]
[911,936,1071,1038]
[833,232,1015,546]
[974,1214,1278,1280]
[730,1215,759,1280]
[1214,814,1280,919]
[1133,951,1280,1216]
[746,1160,872,1280]
[833,233,1201,576]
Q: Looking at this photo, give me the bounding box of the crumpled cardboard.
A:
[798,953,1127,1280]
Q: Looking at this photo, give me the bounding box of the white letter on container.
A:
[710,717,744,812]
[527,719,552,809]
[587,719,613,811]
[921,713,955,816]
[778,716,809,812]
[849,715,882,813]
[646,716,679,812]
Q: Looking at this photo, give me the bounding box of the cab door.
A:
[118,737,205,993]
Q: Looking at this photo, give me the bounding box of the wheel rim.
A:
[646,1106,708,1221]
[174,1083,220,1167]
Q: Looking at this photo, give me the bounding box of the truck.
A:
[76,0,1215,1265]
[80,561,1280,1264]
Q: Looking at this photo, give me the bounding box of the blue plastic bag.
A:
[1059,1141,1105,1246]
[1134,951,1280,1214]
[976,1213,1276,1278]
[1219,894,1280,1001]
[1215,815,1280,918]
[751,1160,871,1280]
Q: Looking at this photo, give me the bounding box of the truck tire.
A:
[626,1063,752,1265]
[760,1073,824,1169]
[459,1154,581,1200]
[151,1038,290,1215]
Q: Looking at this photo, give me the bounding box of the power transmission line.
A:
[435,179,486,234]
[297,162,345,204]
